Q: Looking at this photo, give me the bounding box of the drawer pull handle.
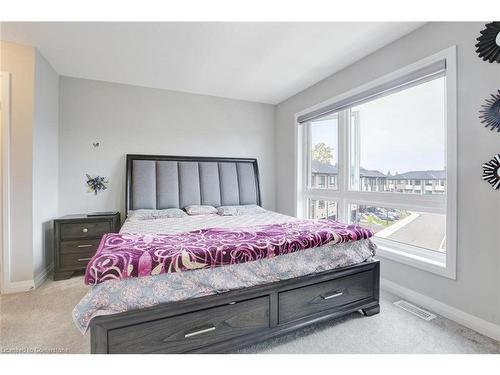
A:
[82,228,89,233]
[321,290,343,300]
[77,244,93,248]
[184,324,216,338]
[77,257,92,262]
[228,301,237,305]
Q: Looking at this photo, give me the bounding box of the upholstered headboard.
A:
[125,154,261,215]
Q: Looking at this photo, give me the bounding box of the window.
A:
[349,76,446,195]
[318,176,326,188]
[309,199,338,220]
[296,47,457,278]
[309,114,338,190]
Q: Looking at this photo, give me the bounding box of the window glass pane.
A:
[309,199,338,220]
[350,204,446,253]
[349,77,446,195]
[310,114,338,190]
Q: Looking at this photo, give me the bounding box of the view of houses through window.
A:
[309,199,338,221]
[311,159,446,194]
[305,73,447,255]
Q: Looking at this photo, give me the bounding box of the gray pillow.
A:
[128,208,187,220]
[217,204,267,216]
[184,205,219,215]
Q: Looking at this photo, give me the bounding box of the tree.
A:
[312,143,334,164]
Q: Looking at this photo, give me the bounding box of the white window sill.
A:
[374,239,456,279]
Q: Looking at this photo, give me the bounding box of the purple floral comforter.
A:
[84,219,373,285]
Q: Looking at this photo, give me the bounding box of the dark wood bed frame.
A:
[90,154,380,354]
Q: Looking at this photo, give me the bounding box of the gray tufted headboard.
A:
[126,154,261,215]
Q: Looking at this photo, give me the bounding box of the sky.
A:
[310,77,446,174]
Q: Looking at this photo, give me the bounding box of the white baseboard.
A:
[1,279,35,294]
[381,278,500,343]
[34,263,53,288]
[0,263,52,294]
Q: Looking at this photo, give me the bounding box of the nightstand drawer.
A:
[60,249,95,269]
[60,221,111,240]
[60,239,101,254]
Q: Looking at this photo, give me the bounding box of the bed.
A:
[77,154,380,354]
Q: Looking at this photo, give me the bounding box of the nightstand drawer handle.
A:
[321,290,343,300]
[82,228,89,233]
[78,257,92,262]
[77,244,93,248]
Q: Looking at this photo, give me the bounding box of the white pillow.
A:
[217,204,267,216]
[128,208,187,220]
[184,205,219,215]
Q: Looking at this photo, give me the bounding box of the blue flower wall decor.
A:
[86,174,109,195]
[479,90,500,132]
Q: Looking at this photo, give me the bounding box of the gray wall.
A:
[275,22,500,325]
[59,77,276,216]
[1,41,35,283]
[33,50,59,281]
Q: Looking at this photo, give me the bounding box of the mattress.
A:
[120,210,301,234]
[73,211,376,333]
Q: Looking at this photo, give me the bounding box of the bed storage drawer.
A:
[278,270,374,324]
[107,296,270,353]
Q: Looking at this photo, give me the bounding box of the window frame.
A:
[294,46,457,279]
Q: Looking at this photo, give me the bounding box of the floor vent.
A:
[394,300,437,321]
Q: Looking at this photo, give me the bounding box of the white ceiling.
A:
[1,22,424,104]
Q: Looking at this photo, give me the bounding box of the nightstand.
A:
[53,212,120,280]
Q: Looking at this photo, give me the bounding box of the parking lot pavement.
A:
[384,212,446,251]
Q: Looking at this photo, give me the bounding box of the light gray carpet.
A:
[1,276,90,354]
[1,276,499,354]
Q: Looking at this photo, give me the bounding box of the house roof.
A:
[311,160,386,178]
[390,170,446,180]
[360,169,387,178]
[311,160,445,180]
[311,160,338,174]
